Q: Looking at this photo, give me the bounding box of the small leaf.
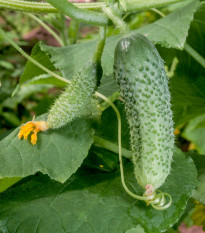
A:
[0,115,95,183]
[0,148,198,233]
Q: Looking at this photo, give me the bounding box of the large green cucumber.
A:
[114,33,174,191]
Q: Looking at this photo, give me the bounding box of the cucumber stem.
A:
[93,27,106,64]
[102,5,129,34]
[0,0,188,14]
[46,0,110,26]
[0,0,104,13]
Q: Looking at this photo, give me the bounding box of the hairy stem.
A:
[93,27,106,64]
[46,0,110,26]
[102,5,129,33]
[0,0,104,13]
[0,0,187,14]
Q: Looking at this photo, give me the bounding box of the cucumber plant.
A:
[0,0,203,232]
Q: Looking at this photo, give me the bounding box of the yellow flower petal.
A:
[31,133,37,145]
[18,121,49,145]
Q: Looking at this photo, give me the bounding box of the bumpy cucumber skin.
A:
[114,34,174,191]
[47,62,99,129]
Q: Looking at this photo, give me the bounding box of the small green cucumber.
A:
[114,33,174,192]
[47,62,100,129]
[47,28,106,129]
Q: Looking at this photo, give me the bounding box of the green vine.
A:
[46,0,111,26]
[0,0,104,13]
[0,0,189,26]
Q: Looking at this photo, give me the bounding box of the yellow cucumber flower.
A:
[18,121,49,145]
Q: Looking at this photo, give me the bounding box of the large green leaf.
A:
[0,115,94,183]
[0,148,198,233]
[38,0,199,84]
